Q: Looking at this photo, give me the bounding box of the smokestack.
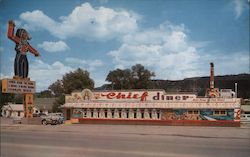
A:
[210,62,214,89]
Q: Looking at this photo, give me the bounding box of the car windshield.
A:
[49,113,63,116]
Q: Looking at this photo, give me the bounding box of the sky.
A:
[0,0,249,92]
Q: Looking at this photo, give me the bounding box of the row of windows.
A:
[72,109,228,119]
[188,110,227,116]
[214,110,226,116]
[188,110,199,114]
[73,109,161,119]
[3,110,21,116]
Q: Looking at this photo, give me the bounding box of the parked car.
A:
[240,114,250,123]
[41,113,64,125]
[38,113,47,117]
[51,112,64,124]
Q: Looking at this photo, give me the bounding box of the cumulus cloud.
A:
[29,60,74,91]
[38,41,69,52]
[19,3,139,40]
[202,52,249,75]
[0,73,13,79]
[65,57,103,71]
[15,2,248,90]
[9,58,104,91]
[108,21,249,80]
[65,57,87,65]
[108,22,202,80]
[233,0,246,19]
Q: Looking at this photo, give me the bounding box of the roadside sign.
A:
[1,78,36,94]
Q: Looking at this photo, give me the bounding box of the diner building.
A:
[62,89,241,126]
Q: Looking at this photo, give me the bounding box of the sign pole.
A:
[23,93,34,118]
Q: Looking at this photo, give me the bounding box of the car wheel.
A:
[42,120,47,125]
[51,120,56,125]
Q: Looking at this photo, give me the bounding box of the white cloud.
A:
[234,0,245,19]
[15,2,248,90]
[202,52,249,76]
[19,3,139,40]
[29,60,74,91]
[108,22,202,80]
[6,58,104,91]
[108,21,249,80]
[89,59,103,69]
[0,57,104,91]
[0,73,13,79]
[65,57,103,71]
[38,41,69,52]
[65,57,87,65]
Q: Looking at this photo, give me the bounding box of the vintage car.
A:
[40,113,64,125]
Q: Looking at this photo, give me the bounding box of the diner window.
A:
[213,110,227,116]
[194,110,199,114]
[221,110,226,115]
[188,110,199,114]
[157,112,160,119]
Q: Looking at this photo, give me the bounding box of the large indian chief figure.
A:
[7,20,40,79]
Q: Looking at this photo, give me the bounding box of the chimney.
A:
[210,62,214,89]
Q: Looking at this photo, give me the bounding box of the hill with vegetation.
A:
[98,74,250,99]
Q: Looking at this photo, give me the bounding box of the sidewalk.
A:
[0,117,15,125]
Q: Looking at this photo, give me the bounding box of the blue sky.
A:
[0,0,249,91]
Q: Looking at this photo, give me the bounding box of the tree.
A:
[106,64,155,90]
[13,94,23,104]
[131,64,155,89]
[48,80,64,97]
[36,90,53,98]
[52,95,65,112]
[47,68,94,111]
[0,93,14,110]
[0,80,14,110]
[62,68,94,94]
[106,68,132,89]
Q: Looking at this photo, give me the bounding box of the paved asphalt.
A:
[1,123,250,157]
